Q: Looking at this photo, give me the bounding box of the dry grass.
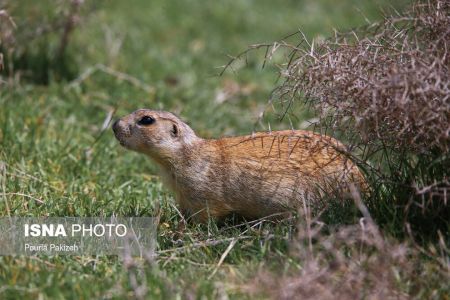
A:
[247,217,449,299]
[244,192,449,299]
[279,0,449,153]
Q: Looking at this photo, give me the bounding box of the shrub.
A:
[228,0,449,240]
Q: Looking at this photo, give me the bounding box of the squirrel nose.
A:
[112,119,120,133]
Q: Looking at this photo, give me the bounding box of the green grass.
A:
[2,0,448,299]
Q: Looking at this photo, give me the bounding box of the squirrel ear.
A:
[171,123,179,137]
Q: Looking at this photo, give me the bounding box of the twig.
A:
[66,63,154,93]
[57,0,84,59]
[0,162,11,216]
[157,236,253,255]
[84,107,116,157]
[4,163,64,192]
[208,238,238,279]
[3,192,45,205]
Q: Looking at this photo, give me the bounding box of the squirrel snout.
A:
[112,119,121,134]
[112,119,132,144]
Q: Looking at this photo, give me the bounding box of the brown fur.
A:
[113,109,366,223]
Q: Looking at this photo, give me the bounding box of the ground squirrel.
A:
[113,109,366,223]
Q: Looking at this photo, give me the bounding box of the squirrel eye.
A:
[137,116,155,125]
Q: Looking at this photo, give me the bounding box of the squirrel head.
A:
[113,109,198,162]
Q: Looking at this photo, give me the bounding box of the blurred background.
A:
[1,0,408,136]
